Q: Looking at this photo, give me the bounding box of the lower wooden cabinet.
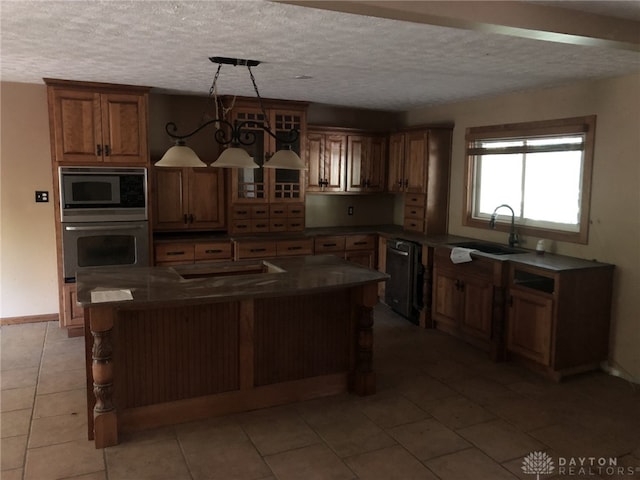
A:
[154,241,232,266]
[506,263,613,379]
[314,234,377,269]
[62,283,84,328]
[234,238,313,260]
[432,248,507,355]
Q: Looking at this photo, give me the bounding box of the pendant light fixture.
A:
[156,57,305,170]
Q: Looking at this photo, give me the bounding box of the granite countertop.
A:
[76,255,389,308]
[153,224,613,272]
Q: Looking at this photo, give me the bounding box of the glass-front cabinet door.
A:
[271,110,305,203]
[228,102,306,204]
[231,108,268,202]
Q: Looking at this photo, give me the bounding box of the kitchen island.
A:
[76,255,387,448]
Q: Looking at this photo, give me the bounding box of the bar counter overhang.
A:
[76,255,388,448]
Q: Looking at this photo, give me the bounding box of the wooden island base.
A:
[84,284,378,448]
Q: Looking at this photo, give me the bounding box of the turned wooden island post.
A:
[77,255,387,448]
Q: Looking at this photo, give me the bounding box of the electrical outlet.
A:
[35,191,49,203]
[348,206,354,216]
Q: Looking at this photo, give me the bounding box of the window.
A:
[464,116,596,244]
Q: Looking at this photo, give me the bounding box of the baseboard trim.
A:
[1,313,58,326]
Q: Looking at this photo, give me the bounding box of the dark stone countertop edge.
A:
[76,255,389,308]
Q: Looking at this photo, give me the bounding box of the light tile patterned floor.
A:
[1,305,639,480]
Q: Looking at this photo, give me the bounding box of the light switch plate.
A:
[35,191,49,202]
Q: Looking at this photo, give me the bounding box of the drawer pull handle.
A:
[290,223,301,227]
[353,241,368,246]
[167,251,185,256]
[274,223,285,227]
[287,246,302,251]
[273,210,284,214]
[256,224,267,228]
[250,248,266,253]
[237,210,249,215]
[255,210,266,215]
[204,249,222,254]
[323,243,337,247]
[237,225,248,229]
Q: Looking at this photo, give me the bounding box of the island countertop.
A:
[76,254,388,308]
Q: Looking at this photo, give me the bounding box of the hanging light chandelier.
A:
[156,56,306,170]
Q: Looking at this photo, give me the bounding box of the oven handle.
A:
[388,248,409,257]
[64,225,145,232]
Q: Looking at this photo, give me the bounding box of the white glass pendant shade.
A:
[156,144,207,168]
[263,148,307,170]
[210,146,259,168]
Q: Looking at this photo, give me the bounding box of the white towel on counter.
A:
[450,247,476,264]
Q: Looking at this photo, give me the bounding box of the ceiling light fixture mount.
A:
[156,56,305,170]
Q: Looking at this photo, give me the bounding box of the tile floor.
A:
[1,305,639,480]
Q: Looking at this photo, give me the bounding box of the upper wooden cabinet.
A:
[388,127,453,235]
[227,99,308,204]
[346,135,387,193]
[306,130,347,193]
[45,79,149,165]
[152,167,225,231]
[306,127,387,194]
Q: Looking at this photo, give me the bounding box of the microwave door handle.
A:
[64,225,145,232]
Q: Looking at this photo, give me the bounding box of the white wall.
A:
[405,73,640,382]
[0,82,58,318]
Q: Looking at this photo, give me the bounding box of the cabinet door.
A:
[508,289,553,366]
[62,284,84,328]
[345,250,375,269]
[100,93,148,164]
[346,135,366,192]
[325,134,347,192]
[404,131,428,193]
[387,133,405,192]
[306,132,325,192]
[432,267,460,331]
[188,168,225,229]
[365,136,387,192]
[270,109,305,202]
[460,275,493,340]
[230,108,269,203]
[153,168,188,230]
[50,89,102,164]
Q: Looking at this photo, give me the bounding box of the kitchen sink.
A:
[448,241,527,255]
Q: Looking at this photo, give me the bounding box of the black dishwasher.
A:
[385,239,423,324]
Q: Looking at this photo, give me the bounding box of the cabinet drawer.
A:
[269,205,288,218]
[314,235,346,253]
[251,206,269,218]
[231,206,252,220]
[194,242,232,261]
[277,238,314,256]
[250,219,270,233]
[345,234,376,251]
[404,217,425,232]
[155,243,195,263]
[404,205,425,219]
[405,193,426,206]
[269,219,288,232]
[229,220,252,234]
[287,204,305,217]
[286,218,305,232]
[235,241,278,259]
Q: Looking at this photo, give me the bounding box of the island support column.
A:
[89,306,117,448]
[352,283,377,395]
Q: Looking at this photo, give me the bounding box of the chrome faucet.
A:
[489,204,519,248]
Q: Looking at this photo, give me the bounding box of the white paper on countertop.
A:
[450,247,476,264]
[90,287,133,303]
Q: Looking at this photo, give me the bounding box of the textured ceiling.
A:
[1,0,639,112]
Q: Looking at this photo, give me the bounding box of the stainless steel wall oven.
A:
[59,166,150,282]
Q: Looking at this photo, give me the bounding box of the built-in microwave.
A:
[59,166,147,222]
